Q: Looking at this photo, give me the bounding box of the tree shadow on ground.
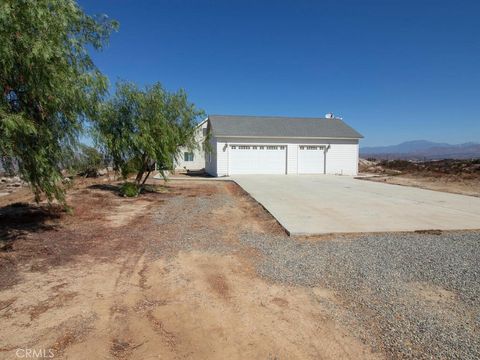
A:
[0,203,63,249]
[88,183,171,197]
[87,183,120,194]
[185,169,214,178]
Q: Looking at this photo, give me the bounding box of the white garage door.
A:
[229,145,286,175]
[298,145,325,174]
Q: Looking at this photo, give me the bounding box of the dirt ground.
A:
[0,180,381,359]
[359,174,480,197]
[358,158,480,197]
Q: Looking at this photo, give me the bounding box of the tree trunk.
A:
[140,169,152,187]
[135,154,148,185]
[135,169,144,185]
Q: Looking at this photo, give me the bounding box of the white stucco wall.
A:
[205,137,359,176]
[324,142,359,175]
[175,120,208,171]
[205,136,217,176]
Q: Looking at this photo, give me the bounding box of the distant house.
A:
[178,114,363,176]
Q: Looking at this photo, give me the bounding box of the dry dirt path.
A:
[0,181,380,360]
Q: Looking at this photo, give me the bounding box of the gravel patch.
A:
[147,185,480,359]
[240,230,480,359]
[150,193,237,257]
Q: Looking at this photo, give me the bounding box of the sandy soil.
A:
[0,180,381,359]
[359,174,480,197]
[0,185,34,207]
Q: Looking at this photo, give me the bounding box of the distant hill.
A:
[361,140,450,154]
[361,141,480,160]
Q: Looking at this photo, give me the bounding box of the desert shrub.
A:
[77,146,104,177]
[60,145,104,177]
[380,160,416,172]
[120,182,139,197]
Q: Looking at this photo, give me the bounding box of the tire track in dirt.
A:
[0,181,383,359]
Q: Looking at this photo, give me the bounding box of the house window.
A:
[238,146,250,150]
[266,146,278,150]
[231,145,236,149]
[202,128,208,136]
[184,152,194,161]
[300,145,322,150]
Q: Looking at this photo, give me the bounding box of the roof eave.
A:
[212,134,363,140]
[195,117,209,128]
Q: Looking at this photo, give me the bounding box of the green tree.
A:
[75,145,104,177]
[58,144,105,179]
[95,81,204,188]
[0,0,118,203]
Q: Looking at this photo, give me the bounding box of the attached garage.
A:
[229,145,286,175]
[298,145,326,174]
[204,114,363,177]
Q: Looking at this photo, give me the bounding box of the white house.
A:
[174,118,209,171]
[179,114,363,176]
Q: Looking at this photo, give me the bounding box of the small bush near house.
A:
[120,182,140,197]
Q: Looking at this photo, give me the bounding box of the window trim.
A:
[184,152,194,162]
[300,145,327,150]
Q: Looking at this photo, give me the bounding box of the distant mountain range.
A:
[361,140,480,160]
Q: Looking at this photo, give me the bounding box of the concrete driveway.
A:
[232,175,480,235]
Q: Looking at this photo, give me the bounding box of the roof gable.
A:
[208,115,363,139]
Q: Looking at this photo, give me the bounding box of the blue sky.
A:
[79,0,479,146]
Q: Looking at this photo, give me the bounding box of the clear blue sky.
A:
[79,0,479,147]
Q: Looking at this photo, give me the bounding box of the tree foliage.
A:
[0,0,118,202]
[58,143,104,177]
[79,145,104,176]
[95,82,204,187]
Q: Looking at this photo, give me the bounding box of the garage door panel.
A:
[229,145,286,175]
[298,145,325,174]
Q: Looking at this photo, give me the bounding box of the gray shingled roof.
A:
[208,115,363,139]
